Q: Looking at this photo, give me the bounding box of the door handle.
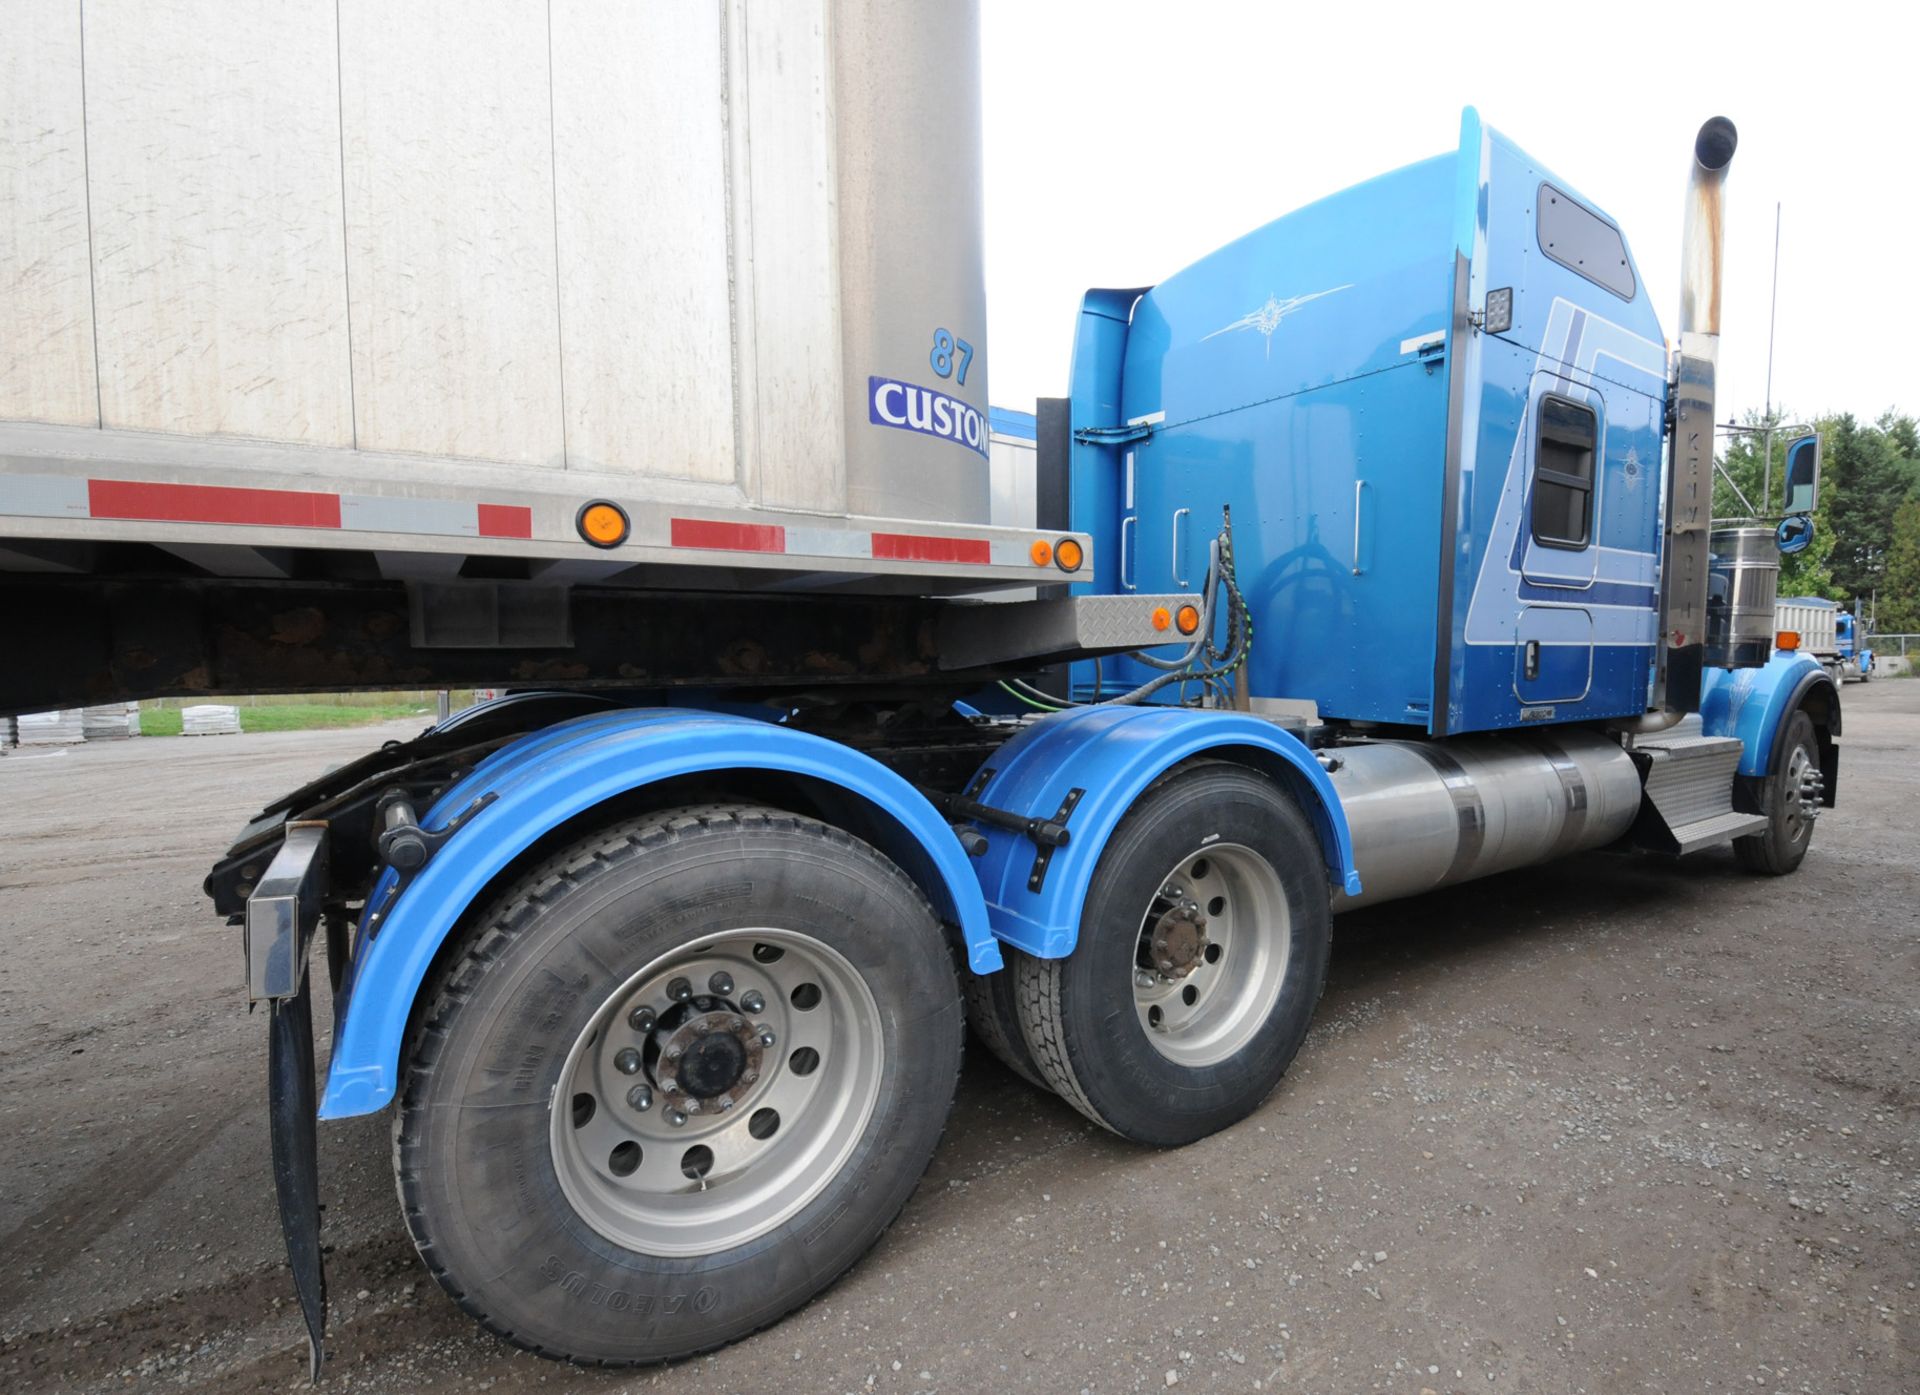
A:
[1120,515,1137,591]
[1172,508,1191,589]
[1351,480,1367,576]
[1525,639,1541,680]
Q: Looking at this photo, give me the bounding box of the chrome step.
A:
[1662,808,1768,856]
[1633,721,1756,854]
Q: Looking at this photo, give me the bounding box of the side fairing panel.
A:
[1110,156,1459,725]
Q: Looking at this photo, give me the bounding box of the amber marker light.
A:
[1150,606,1173,631]
[1175,603,1202,635]
[1776,630,1800,651]
[1029,539,1054,567]
[1054,537,1085,572]
[576,500,630,549]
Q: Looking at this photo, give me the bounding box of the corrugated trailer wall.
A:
[0,2,1015,581]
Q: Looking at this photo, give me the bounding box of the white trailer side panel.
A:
[0,0,97,428]
[0,2,1076,591]
[84,0,353,445]
[549,2,736,486]
[338,0,564,466]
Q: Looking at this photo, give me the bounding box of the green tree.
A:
[1713,409,1839,599]
[1821,412,1916,600]
[1879,498,1920,635]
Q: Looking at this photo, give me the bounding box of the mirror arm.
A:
[1713,459,1757,518]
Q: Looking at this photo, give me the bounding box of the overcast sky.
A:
[979,1,1916,430]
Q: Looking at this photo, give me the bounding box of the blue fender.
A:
[1700,650,1840,777]
[319,709,1000,1119]
[965,706,1361,958]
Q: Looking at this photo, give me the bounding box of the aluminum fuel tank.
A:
[1329,730,1643,911]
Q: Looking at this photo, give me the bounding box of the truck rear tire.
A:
[394,804,962,1365]
[1013,762,1331,1145]
[962,958,1050,1092]
[1733,709,1821,875]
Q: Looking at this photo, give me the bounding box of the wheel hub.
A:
[658,1011,766,1111]
[1147,901,1210,978]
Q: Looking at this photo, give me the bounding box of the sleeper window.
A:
[1531,394,1596,550]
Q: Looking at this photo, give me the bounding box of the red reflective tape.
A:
[670,518,786,553]
[476,503,533,539]
[88,479,341,530]
[870,531,992,565]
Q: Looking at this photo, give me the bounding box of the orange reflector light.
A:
[1150,606,1172,631]
[1776,629,1800,651]
[1175,603,1201,635]
[1029,539,1054,567]
[1054,537,1085,572]
[577,500,630,548]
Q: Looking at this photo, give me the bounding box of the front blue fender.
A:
[1701,650,1838,776]
[967,706,1360,957]
[319,709,999,1119]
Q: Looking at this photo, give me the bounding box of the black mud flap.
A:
[269,977,327,1381]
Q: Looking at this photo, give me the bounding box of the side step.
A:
[1633,720,1767,854]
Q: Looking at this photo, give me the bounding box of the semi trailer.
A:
[0,1,1840,1377]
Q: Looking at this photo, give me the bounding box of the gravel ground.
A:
[0,687,1914,1394]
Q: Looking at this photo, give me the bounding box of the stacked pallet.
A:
[83,703,139,740]
[17,709,86,744]
[181,704,242,736]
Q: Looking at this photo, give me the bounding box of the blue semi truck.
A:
[0,38,1838,1374]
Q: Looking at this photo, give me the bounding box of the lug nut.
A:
[665,1045,683,1062]
[614,1048,643,1075]
[627,1004,657,1033]
[756,1025,776,1048]
[660,1077,679,1094]
[727,1015,745,1032]
[740,990,765,1014]
[683,1098,702,1115]
[626,1083,653,1112]
[717,1097,735,1111]
[667,976,693,1002]
[1158,959,1174,971]
[741,1068,759,1085]
[665,1108,688,1127]
[709,971,734,996]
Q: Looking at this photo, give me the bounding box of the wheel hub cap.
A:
[661,1012,764,1105]
[1148,902,1210,978]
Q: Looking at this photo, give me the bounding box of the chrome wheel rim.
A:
[1132,843,1290,1068]
[551,928,883,1257]
[1784,742,1819,843]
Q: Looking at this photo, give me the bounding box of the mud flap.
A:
[269,976,327,1381]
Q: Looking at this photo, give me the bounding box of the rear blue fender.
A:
[966,706,1360,958]
[319,709,999,1119]
[1700,650,1840,776]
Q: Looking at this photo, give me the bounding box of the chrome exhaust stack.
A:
[1629,117,1737,734]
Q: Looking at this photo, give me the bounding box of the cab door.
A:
[1514,385,1600,704]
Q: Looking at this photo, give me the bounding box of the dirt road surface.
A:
[2,686,1914,1393]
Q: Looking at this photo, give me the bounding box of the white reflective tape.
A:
[1126,410,1166,427]
[781,526,871,560]
[339,494,480,538]
[0,474,90,519]
[1400,330,1446,355]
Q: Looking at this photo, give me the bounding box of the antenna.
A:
[1762,201,1781,513]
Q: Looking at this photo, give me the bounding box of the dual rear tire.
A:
[395,763,1329,1365]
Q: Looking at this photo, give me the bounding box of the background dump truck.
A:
[0,2,1839,1377]
[1777,596,1875,682]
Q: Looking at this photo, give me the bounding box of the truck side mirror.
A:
[1775,513,1814,555]
[1783,434,1820,514]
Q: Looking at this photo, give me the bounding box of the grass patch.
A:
[240,703,428,733]
[140,703,429,736]
[139,708,183,737]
